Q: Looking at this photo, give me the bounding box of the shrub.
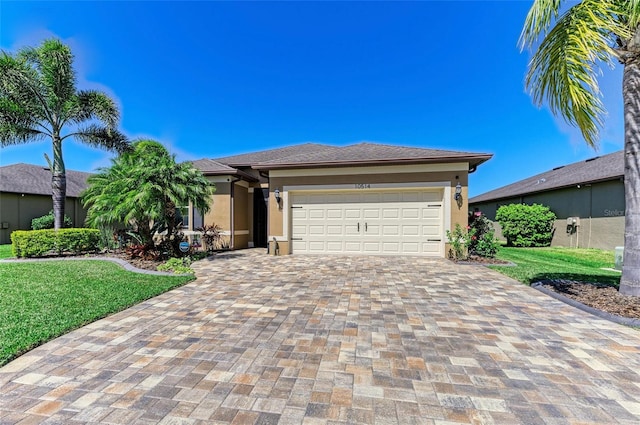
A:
[446,223,470,260]
[468,213,501,258]
[31,210,72,230]
[157,257,194,274]
[11,228,100,257]
[495,203,556,247]
[197,223,225,253]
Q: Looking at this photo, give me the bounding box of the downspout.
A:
[230,176,242,250]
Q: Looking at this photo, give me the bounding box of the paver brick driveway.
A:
[1,249,640,424]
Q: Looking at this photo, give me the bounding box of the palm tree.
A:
[0,38,129,230]
[82,140,214,255]
[520,1,640,296]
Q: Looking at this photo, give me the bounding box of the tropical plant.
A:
[82,139,215,256]
[520,1,640,296]
[197,223,225,253]
[0,38,129,230]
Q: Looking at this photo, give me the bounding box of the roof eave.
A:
[469,174,623,204]
[202,169,258,182]
[253,154,493,171]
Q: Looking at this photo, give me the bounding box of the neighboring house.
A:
[190,142,492,257]
[0,163,91,245]
[469,151,624,250]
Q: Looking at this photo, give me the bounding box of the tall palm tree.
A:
[82,140,214,255]
[0,38,129,230]
[520,1,640,296]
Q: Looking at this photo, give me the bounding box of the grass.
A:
[0,260,193,366]
[0,244,13,259]
[490,246,621,286]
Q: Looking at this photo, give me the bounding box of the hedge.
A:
[495,203,556,247]
[11,228,100,258]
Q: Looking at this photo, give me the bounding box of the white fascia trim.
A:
[270,163,468,178]
[282,190,290,240]
[248,187,254,193]
[220,230,250,236]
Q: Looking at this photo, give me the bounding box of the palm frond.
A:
[69,124,131,153]
[520,0,563,49]
[71,90,120,128]
[19,39,76,112]
[524,0,629,146]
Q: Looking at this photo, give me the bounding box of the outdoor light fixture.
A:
[274,189,281,204]
[454,182,462,201]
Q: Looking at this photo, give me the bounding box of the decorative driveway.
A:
[1,250,640,424]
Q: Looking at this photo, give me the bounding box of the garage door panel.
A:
[291,190,444,256]
[422,225,441,237]
[326,209,343,219]
[326,225,343,235]
[401,225,420,236]
[401,242,420,253]
[422,208,441,219]
[382,225,399,236]
[363,209,380,219]
[345,209,362,219]
[402,208,420,219]
[382,208,399,219]
[382,242,400,253]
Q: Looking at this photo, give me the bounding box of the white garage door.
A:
[290,190,444,256]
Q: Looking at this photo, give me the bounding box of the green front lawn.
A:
[0,260,193,366]
[491,247,620,286]
[0,244,12,259]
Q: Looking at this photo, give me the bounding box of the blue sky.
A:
[0,1,625,197]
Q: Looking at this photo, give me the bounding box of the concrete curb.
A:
[0,256,193,277]
[532,281,640,327]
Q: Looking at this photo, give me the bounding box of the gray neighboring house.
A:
[0,163,91,245]
[469,151,624,250]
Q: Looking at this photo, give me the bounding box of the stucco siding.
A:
[0,193,86,245]
[471,179,625,251]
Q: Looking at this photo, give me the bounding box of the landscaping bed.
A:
[540,280,640,319]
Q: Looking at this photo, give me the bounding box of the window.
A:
[177,206,190,229]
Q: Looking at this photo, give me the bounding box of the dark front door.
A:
[253,188,268,247]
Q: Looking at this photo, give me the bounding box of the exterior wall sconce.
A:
[454,182,462,201]
[274,189,281,205]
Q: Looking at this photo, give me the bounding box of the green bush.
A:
[446,223,470,260]
[495,203,556,247]
[157,257,194,274]
[11,229,100,258]
[31,210,72,230]
[468,213,500,258]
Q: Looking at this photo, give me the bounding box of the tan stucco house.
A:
[190,142,492,257]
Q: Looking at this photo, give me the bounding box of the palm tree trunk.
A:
[51,135,67,231]
[619,57,640,296]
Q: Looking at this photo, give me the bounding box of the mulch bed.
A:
[541,280,640,320]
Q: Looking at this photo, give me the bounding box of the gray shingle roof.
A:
[469,150,624,204]
[253,142,492,170]
[0,163,92,197]
[189,158,257,181]
[214,143,334,167]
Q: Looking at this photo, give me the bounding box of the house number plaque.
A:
[355,183,371,189]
